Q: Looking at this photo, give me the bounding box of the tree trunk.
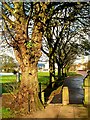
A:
[62,67,64,76]
[11,63,43,113]
[49,55,55,88]
[10,21,44,113]
[53,58,55,79]
[65,67,67,77]
[58,64,61,80]
[49,57,53,88]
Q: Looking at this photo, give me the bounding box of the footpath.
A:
[27,104,88,119]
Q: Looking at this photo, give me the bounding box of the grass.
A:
[0,107,14,118]
[0,72,49,84]
[38,72,49,84]
[0,75,17,83]
[67,71,82,76]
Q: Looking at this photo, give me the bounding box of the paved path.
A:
[77,70,87,77]
[51,75,85,104]
[24,104,88,118]
[64,76,84,104]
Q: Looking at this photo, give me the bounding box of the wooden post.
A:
[41,92,45,104]
[62,87,69,105]
[52,76,55,88]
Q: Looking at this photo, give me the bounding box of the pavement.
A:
[24,104,89,119]
[77,70,87,77]
[51,76,84,104]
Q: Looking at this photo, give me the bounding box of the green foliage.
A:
[2,82,20,93]
[25,41,33,49]
[0,107,15,118]
[0,72,49,95]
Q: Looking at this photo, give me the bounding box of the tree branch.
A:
[2,14,15,26]
[2,2,14,14]
[41,46,49,56]
[26,2,33,25]
[3,30,13,47]
[4,20,18,48]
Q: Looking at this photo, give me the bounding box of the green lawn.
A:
[0,71,82,94]
[38,72,49,84]
[0,72,49,84]
[67,72,82,76]
[0,75,16,83]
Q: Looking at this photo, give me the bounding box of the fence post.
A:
[41,92,45,104]
[62,86,69,105]
[16,72,20,82]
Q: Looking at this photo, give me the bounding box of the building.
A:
[38,61,49,71]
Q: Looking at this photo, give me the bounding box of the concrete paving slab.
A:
[58,105,74,118]
[74,105,88,118]
[32,104,60,118]
[14,104,89,119]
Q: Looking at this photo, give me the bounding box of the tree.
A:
[0,54,18,72]
[1,1,69,112]
[42,2,90,82]
[2,2,50,112]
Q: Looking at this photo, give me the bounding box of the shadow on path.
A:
[51,76,85,104]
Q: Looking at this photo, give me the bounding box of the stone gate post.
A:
[62,86,69,105]
[83,71,90,106]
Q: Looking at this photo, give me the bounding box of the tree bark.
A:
[11,63,43,113]
[62,67,64,76]
[10,21,44,113]
[49,55,55,88]
[49,57,53,88]
[58,64,61,80]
